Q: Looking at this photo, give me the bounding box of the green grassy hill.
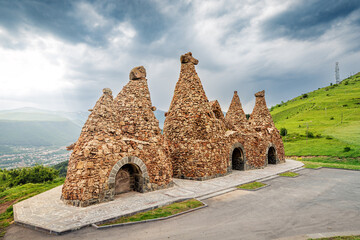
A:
[270,72,360,158]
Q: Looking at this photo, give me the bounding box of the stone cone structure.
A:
[249,90,285,163]
[249,90,274,128]
[163,52,229,180]
[224,91,263,169]
[114,66,161,141]
[61,88,116,206]
[61,53,286,207]
[225,91,248,131]
[209,100,226,129]
[61,66,173,207]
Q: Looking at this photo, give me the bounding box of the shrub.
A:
[343,104,348,107]
[7,165,59,187]
[344,81,349,85]
[307,131,314,138]
[280,128,288,136]
[330,117,334,120]
[301,93,308,99]
[246,114,250,120]
[344,147,351,152]
[326,136,333,140]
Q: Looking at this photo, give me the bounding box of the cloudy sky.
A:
[1,0,360,113]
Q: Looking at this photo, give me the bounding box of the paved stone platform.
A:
[13,159,303,234]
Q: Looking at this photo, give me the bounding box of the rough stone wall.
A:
[209,100,226,129]
[249,90,285,163]
[225,91,248,130]
[61,66,173,207]
[163,52,229,180]
[223,91,266,169]
[226,131,267,169]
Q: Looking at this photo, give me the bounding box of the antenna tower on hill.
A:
[335,62,340,84]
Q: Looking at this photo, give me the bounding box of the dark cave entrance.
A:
[115,163,142,195]
[268,147,277,165]
[232,148,245,170]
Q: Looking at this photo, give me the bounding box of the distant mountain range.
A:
[0,107,167,147]
[0,108,87,146]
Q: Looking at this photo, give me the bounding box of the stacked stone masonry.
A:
[61,52,285,207]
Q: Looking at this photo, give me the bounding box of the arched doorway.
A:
[232,148,245,170]
[268,147,277,164]
[115,163,142,195]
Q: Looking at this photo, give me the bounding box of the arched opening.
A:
[232,148,245,170]
[268,147,277,165]
[115,163,142,195]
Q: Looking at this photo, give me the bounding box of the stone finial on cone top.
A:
[102,88,112,95]
[255,90,265,97]
[129,66,146,80]
[180,52,199,65]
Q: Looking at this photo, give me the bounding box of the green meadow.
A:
[271,72,360,159]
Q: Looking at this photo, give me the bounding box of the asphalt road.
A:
[5,168,360,240]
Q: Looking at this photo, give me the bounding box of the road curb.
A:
[92,198,207,230]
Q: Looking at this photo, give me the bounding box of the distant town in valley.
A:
[0,145,69,169]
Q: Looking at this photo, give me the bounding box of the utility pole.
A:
[335,62,340,84]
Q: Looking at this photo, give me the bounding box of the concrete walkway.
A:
[13,159,303,234]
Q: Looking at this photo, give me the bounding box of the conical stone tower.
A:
[209,100,226,128]
[249,90,285,164]
[114,66,162,141]
[163,52,228,180]
[61,66,173,207]
[61,88,117,206]
[225,91,249,131]
[249,90,274,128]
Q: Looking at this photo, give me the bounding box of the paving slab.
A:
[13,159,303,234]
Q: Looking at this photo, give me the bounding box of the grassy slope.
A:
[0,178,64,237]
[294,156,360,170]
[271,72,360,157]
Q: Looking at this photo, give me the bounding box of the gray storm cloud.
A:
[0,0,360,113]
